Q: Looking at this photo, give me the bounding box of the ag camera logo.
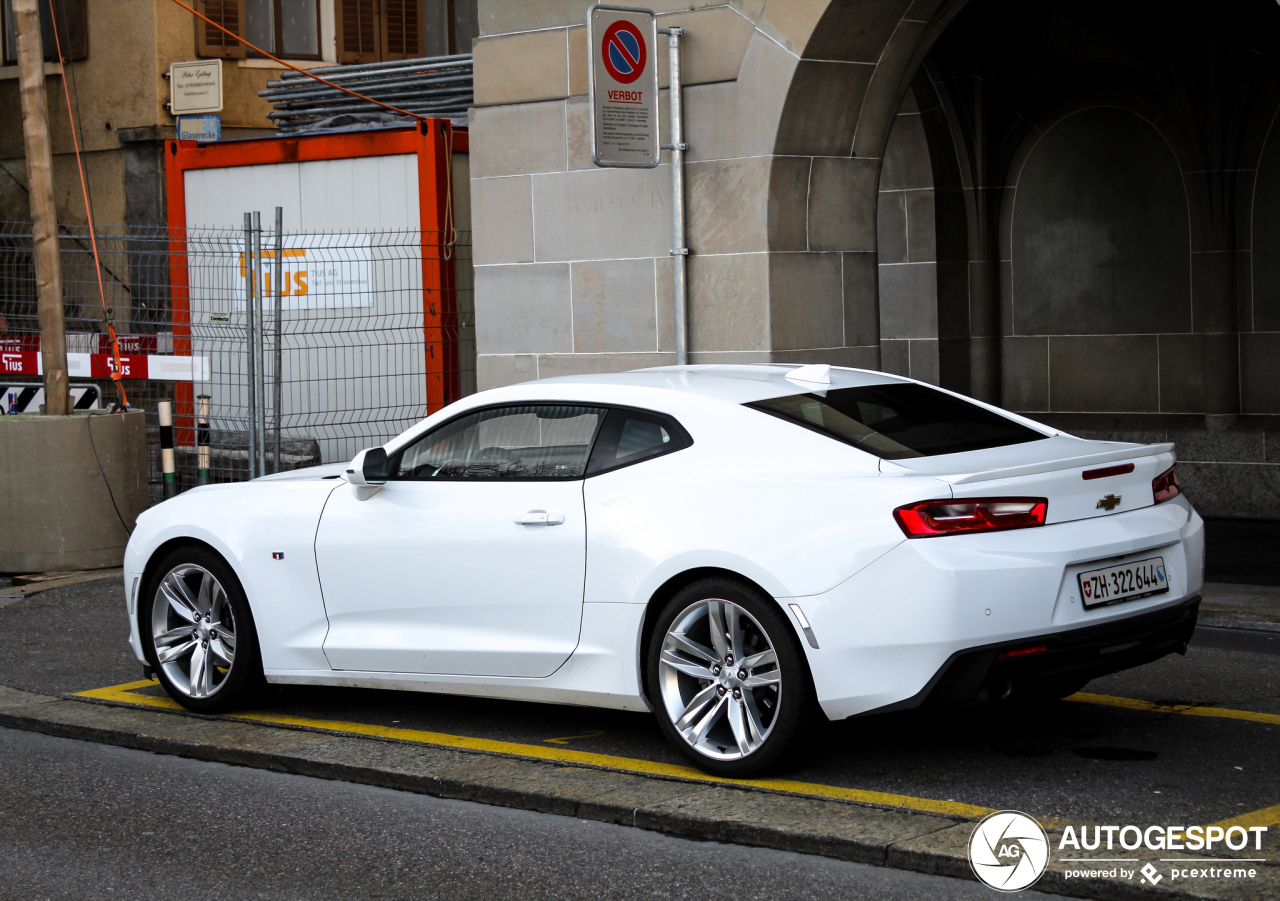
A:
[969,810,1050,892]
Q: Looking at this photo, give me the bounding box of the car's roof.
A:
[386,365,917,454]
[512,364,908,405]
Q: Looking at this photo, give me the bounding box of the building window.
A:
[2,0,88,66]
[194,0,475,63]
[247,0,321,59]
[337,0,475,64]
[197,0,320,60]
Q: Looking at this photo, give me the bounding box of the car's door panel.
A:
[314,403,603,678]
[316,480,586,677]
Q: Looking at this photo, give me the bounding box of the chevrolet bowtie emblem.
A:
[1096,494,1122,511]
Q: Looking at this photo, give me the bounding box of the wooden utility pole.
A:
[14,0,68,415]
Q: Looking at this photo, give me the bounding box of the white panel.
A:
[294,154,417,231]
[184,163,305,229]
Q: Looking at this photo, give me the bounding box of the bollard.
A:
[196,394,211,486]
[159,399,177,498]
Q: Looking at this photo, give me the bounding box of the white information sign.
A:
[588,4,660,168]
[170,59,223,115]
[239,234,375,309]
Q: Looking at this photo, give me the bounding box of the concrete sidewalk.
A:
[1199,583,1280,631]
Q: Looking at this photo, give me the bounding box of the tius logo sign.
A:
[236,234,374,310]
[968,811,1050,892]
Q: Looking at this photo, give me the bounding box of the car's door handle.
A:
[514,510,565,526]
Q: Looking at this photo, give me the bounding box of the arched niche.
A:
[1009,107,1190,337]
[1002,107,1191,412]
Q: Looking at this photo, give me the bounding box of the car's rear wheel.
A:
[142,546,263,713]
[648,578,815,777]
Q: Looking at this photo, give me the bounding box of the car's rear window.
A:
[746,383,1046,459]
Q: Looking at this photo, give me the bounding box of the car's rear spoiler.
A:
[883,442,1176,485]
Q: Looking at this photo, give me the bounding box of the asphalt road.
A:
[0,727,1051,901]
[2,579,1278,841]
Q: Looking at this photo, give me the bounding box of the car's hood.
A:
[254,462,349,482]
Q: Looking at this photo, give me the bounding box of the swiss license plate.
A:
[1078,556,1168,609]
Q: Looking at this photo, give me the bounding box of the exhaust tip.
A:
[988,673,1014,702]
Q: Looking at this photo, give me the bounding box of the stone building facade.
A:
[470,0,1280,517]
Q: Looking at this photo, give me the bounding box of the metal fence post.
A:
[252,210,266,479]
[273,206,284,474]
[243,212,258,479]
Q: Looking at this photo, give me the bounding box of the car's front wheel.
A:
[142,546,263,713]
[648,578,815,777]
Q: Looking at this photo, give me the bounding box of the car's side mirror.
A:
[363,447,389,484]
[347,447,389,488]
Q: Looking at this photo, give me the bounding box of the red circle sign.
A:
[601,20,646,85]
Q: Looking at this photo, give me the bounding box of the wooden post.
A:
[13,0,69,415]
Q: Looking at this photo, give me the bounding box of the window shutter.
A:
[337,0,379,64]
[380,0,422,61]
[196,0,247,59]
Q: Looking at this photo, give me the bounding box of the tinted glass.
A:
[748,383,1045,459]
[586,408,691,474]
[394,405,607,480]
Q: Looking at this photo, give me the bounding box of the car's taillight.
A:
[893,498,1048,538]
[1152,464,1180,504]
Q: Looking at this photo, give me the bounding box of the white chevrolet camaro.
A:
[123,364,1203,775]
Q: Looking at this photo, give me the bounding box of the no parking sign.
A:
[588,4,659,168]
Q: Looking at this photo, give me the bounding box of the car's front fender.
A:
[125,480,342,672]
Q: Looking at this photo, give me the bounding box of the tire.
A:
[647,577,817,777]
[141,545,264,713]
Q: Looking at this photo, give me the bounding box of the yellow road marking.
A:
[544,729,606,745]
[76,680,992,819]
[1212,804,1280,831]
[1070,692,1280,726]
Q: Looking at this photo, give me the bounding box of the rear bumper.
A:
[792,495,1205,720]
[863,595,1199,714]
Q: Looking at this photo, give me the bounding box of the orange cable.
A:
[167,0,427,121]
[47,0,128,409]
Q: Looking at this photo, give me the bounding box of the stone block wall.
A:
[468,0,921,389]
[876,87,940,385]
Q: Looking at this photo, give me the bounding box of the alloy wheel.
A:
[657,598,782,761]
[150,563,238,699]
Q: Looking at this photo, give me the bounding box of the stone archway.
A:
[719,0,971,372]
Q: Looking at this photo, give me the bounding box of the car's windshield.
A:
[746,383,1046,459]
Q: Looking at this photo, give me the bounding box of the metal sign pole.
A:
[252,210,267,479]
[273,207,284,475]
[242,212,258,479]
[587,5,685,364]
[660,26,688,366]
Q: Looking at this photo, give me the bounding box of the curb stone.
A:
[0,685,1273,900]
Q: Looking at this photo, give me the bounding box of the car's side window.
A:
[393,404,608,480]
[586,408,692,475]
